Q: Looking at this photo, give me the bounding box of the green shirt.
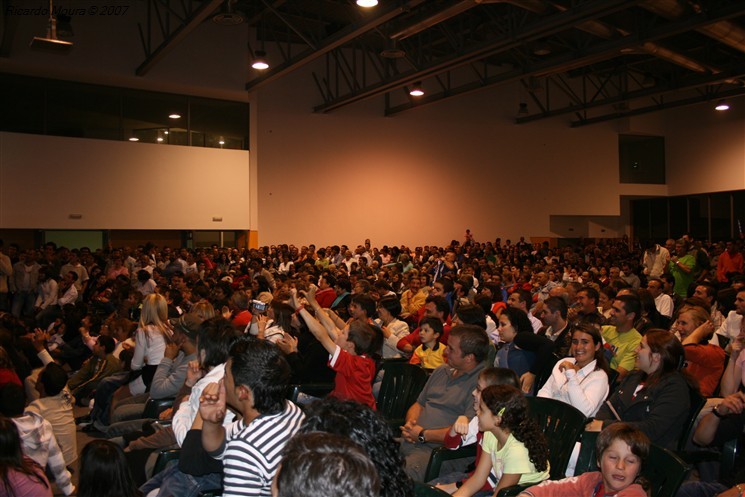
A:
[601,326,642,372]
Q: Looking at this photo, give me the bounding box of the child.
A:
[410,317,446,368]
[432,368,520,494]
[293,286,380,410]
[518,423,649,497]
[449,385,550,497]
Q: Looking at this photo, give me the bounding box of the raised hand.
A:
[199,379,227,424]
[185,359,204,388]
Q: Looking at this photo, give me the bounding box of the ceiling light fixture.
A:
[157,137,164,143]
[29,0,73,53]
[252,50,269,70]
[715,100,730,111]
[169,113,181,119]
[409,82,424,97]
[357,0,378,7]
[129,137,139,142]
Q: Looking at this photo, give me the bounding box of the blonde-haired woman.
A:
[128,293,172,395]
[672,305,725,397]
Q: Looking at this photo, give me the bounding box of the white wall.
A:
[0,132,251,230]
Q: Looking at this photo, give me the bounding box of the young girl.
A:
[518,423,649,497]
[0,416,51,497]
[78,440,141,497]
[451,385,550,497]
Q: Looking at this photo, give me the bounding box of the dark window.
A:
[619,135,666,184]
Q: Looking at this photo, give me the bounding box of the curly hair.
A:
[480,385,549,472]
[300,398,413,497]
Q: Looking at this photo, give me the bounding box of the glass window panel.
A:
[733,191,745,238]
[0,74,45,134]
[633,200,651,241]
[689,195,708,241]
[669,197,687,239]
[190,97,249,150]
[44,230,104,250]
[619,135,666,184]
[123,91,188,145]
[46,80,121,140]
[650,198,668,240]
[710,192,731,241]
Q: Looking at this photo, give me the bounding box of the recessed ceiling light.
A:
[169,113,181,119]
[409,82,424,97]
[157,137,164,142]
[357,0,378,6]
[715,100,730,111]
[219,139,225,145]
[129,137,139,142]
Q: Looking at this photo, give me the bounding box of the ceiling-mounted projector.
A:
[30,0,73,53]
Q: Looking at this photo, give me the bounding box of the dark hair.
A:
[596,423,650,470]
[455,304,486,329]
[424,295,450,317]
[0,384,25,418]
[352,294,376,319]
[270,301,295,334]
[322,274,337,288]
[229,336,290,415]
[579,287,600,306]
[377,296,402,319]
[449,325,489,363]
[419,317,443,337]
[513,289,532,308]
[0,416,49,497]
[479,367,519,389]
[643,329,695,390]
[481,385,549,472]
[277,432,380,497]
[347,321,381,356]
[572,324,610,376]
[197,317,238,369]
[38,363,68,397]
[482,282,503,303]
[97,335,116,354]
[300,398,413,497]
[616,294,641,320]
[501,307,533,334]
[336,279,352,293]
[78,440,139,497]
[254,275,271,294]
[543,296,568,319]
[437,277,455,294]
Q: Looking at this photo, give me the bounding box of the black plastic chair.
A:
[575,430,600,475]
[643,445,690,497]
[413,482,452,496]
[142,397,175,419]
[152,448,181,476]
[286,382,334,403]
[424,443,477,482]
[377,361,429,432]
[677,389,706,452]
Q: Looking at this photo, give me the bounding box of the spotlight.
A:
[169,113,181,119]
[252,50,269,70]
[357,0,378,7]
[715,100,730,111]
[129,137,139,142]
[409,82,424,97]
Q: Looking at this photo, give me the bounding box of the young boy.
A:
[292,286,379,410]
[432,367,520,494]
[518,423,649,497]
[410,317,446,368]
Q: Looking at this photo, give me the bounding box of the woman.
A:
[598,286,616,322]
[587,329,697,450]
[537,324,610,417]
[375,296,410,358]
[0,417,51,497]
[128,293,171,395]
[672,306,725,397]
[252,275,273,304]
[78,440,140,497]
[251,301,294,343]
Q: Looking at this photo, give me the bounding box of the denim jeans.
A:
[140,460,222,497]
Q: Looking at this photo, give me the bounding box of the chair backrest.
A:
[413,482,452,496]
[574,430,599,476]
[677,388,706,452]
[532,353,560,395]
[526,396,587,479]
[642,445,690,497]
[377,362,429,428]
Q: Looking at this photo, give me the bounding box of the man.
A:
[537,296,573,358]
[693,282,725,328]
[200,337,305,497]
[67,335,121,405]
[711,289,745,347]
[400,274,427,320]
[60,252,89,296]
[532,271,557,303]
[570,287,605,327]
[399,325,488,481]
[620,262,641,290]
[507,289,542,332]
[329,279,352,321]
[641,241,671,279]
[10,250,40,318]
[646,278,674,320]
[717,241,743,284]
[601,295,643,379]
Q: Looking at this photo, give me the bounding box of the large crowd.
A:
[0,232,743,497]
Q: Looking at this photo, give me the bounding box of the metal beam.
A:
[244,0,427,92]
[136,0,223,77]
[383,1,745,116]
[315,0,644,113]
[570,86,745,127]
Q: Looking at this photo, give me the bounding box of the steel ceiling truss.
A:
[136,0,223,76]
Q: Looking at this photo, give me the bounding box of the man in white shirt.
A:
[642,242,670,278]
[647,278,673,319]
[711,289,745,347]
